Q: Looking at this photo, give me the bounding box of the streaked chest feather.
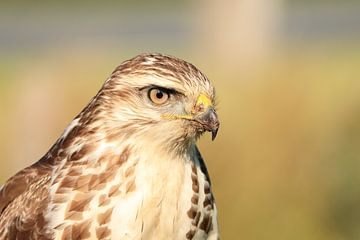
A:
[44,144,217,240]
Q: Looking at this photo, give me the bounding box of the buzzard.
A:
[0,53,220,240]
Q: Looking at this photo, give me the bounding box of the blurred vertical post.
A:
[196,0,283,71]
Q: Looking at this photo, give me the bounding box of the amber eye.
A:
[148,88,169,105]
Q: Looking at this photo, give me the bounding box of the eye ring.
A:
[148,88,170,105]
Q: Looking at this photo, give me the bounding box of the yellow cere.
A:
[196,93,212,108]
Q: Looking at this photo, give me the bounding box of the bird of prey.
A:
[0,53,220,240]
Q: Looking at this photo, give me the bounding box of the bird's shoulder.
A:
[0,159,53,238]
[0,160,51,212]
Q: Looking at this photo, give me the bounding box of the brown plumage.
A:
[0,53,220,239]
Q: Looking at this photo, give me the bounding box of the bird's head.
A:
[83,53,219,151]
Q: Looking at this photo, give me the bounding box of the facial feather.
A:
[75,53,216,152]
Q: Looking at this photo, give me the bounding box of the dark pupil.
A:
[156,90,164,99]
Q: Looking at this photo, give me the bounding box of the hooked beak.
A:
[193,93,220,141]
[195,107,220,140]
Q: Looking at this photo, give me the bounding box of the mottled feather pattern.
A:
[0,53,219,239]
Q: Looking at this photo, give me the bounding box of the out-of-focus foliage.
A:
[1,1,360,239]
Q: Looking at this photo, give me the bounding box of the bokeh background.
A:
[1,1,360,239]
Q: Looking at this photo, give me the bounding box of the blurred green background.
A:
[1,1,360,239]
